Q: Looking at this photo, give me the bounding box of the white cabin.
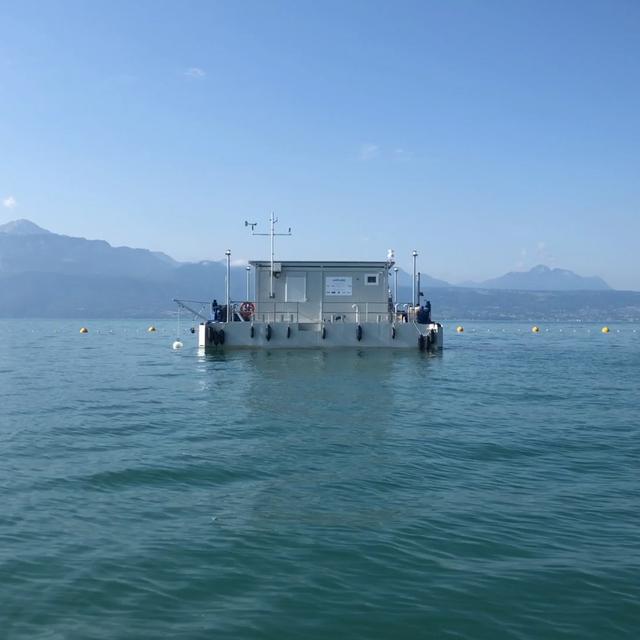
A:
[251,260,392,324]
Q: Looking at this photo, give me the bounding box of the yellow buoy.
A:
[601,326,610,333]
[532,326,540,333]
[456,326,464,333]
[148,326,157,333]
[79,327,88,334]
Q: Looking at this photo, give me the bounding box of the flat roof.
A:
[249,260,391,268]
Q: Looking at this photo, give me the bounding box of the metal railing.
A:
[174,299,253,323]
[175,298,432,325]
[321,301,391,324]
[393,303,433,324]
[252,301,394,324]
[252,302,301,323]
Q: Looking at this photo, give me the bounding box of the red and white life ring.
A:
[239,301,255,320]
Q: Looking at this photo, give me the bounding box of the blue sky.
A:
[1,0,639,288]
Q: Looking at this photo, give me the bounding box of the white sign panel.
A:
[325,276,352,296]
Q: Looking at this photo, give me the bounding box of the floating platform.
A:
[198,320,443,351]
[176,216,445,353]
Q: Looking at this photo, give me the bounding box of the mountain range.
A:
[0,219,246,317]
[0,219,637,320]
[458,265,610,291]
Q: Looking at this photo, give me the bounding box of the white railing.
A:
[251,301,394,324]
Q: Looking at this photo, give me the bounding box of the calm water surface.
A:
[1,320,639,639]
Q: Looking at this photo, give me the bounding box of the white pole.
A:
[225,249,231,323]
[270,212,275,298]
[412,250,418,308]
[245,266,251,300]
[393,267,398,303]
[247,214,291,300]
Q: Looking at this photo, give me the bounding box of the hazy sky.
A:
[1,0,639,288]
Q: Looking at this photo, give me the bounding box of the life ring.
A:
[356,325,363,341]
[218,329,225,345]
[239,301,255,320]
[266,324,272,341]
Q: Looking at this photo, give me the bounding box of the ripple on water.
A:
[0,320,639,639]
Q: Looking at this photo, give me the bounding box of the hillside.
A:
[0,219,637,320]
[0,220,248,316]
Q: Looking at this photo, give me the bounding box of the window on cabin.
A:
[285,274,306,302]
[365,274,379,286]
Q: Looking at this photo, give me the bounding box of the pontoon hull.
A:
[198,321,443,351]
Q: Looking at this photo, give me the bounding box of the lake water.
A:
[1,320,639,639]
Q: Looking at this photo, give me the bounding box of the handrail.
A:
[174,298,252,323]
[251,300,396,323]
[251,301,301,323]
[174,297,419,325]
[177,296,434,326]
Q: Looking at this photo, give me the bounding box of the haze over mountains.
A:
[458,265,610,291]
[0,219,637,320]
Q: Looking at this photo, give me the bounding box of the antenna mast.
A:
[245,213,292,298]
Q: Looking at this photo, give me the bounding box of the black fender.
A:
[212,329,219,346]
[266,324,272,341]
[250,325,255,338]
[391,326,396,339]
[356,324,363,341]
[287,326,291,338]
[321,326,326,339]
[218,329,225,345]
[418,334,426,351]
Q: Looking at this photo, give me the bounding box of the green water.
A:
[1,320,639,639]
